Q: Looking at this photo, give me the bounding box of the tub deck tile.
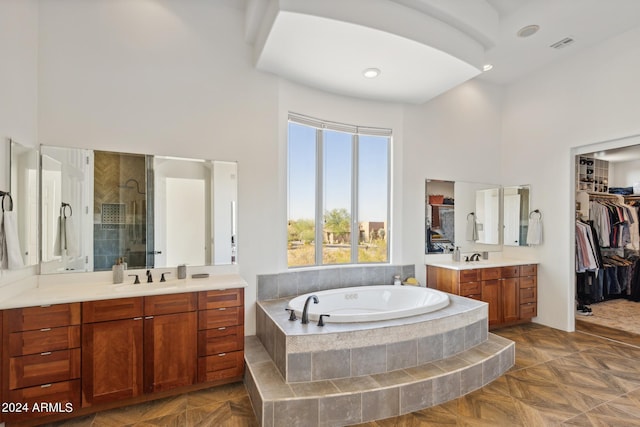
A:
[245,334,515,427]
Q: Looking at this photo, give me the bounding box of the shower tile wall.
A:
[94,151,147,270]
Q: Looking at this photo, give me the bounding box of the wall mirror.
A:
[40,145,238,274]
[425,179,502,254]
[9,140,39,268]
[503,185,530,246]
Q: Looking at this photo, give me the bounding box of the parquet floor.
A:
[48,323,640,426]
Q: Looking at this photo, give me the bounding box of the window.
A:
[287,113,391,267]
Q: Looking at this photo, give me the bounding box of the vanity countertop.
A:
[426,258,538,271]
[0,273,247,310]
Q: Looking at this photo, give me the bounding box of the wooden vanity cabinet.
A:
[197,288,245,383]
[1,286,244,424]
[428,264,537,328]
[143,293,197,393]
[2,303,82,422]
[82,297,144,406]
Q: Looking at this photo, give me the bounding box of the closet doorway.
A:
[574,138,640,345]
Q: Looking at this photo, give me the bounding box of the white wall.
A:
[611,159,640,189]
[37,0,278,334]
[10,0,640,335]
[403,79,504,285]
[0,0,39,286]
[501,26,640,331]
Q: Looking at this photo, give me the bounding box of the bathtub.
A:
[287,285,450,323]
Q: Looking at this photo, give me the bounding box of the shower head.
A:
[119,178,146,195]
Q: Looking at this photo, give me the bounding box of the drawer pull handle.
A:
[40,304,52,308]
[41,384,52,389]
[218,307,227,311]
[217,327,227,331]
[41,352,52,356]
[133,317,143,321]
[218,353,226,357]
[40,328,52,332]
[145,316,154,319]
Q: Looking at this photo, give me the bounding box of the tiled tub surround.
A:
[256,294,488,382]
[247,267,515,427]
[257,265,416,301]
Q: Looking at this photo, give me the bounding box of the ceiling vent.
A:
[550,37,575,49]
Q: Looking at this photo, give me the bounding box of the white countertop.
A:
[0,274,247,310]
[425,258,538,271]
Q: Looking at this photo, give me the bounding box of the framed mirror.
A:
[503,185,530,246]
[40,145,238,274]
[9,140,39,268]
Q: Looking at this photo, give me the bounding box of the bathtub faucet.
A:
[301,295,319,324]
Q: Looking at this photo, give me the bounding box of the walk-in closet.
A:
[575,141,640,342]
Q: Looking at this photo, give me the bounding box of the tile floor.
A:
[47,322,640,427]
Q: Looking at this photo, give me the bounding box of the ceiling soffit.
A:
[247,0,497,104]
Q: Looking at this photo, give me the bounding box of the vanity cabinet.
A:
[0,286,244,424]
[143,293,198,393]
[2,303,82,422]
[428,264,537,328]
[82,297,144,406]
[82,293,198,404]
[197,288,245,382]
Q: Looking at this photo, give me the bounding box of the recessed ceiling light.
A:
[517,25,540,38]
[363,68,381,78]
[483,64,493,72]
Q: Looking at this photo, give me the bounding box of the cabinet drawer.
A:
[9,348,81,389]
[501,266,520,278]
[9,325,81,357]
[481,268,501,280]
[199,307,243,330]
[145,292,197,316]
[198,288,244,310]
[198,325,244,356]
[5,379,80,421]
[83,297,143,323]
[459,269,480,283]
[198,351,244,383]
[460,282,481,296]
[7,303,81,332]
[519,276,537,289]
[520,264,537,276]
[520,303,537,318]
[520,287,537,304]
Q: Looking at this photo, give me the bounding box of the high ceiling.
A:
[245,0,640,104]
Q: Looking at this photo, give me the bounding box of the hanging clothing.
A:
[576,221,599,272]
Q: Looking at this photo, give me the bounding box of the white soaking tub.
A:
[287,285,450,323]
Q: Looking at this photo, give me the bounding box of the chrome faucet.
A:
[301,295,319,324]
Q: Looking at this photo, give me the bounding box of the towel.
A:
[527,215,543,245]
[1,211,24,269]
[53,215,78,257]
[466,213,478,241]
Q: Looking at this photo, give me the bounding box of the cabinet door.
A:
[502,278,520,323]
[82,318,143,406]
[481,280,501,326]
[144,312,197,393]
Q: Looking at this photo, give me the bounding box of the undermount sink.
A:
[111,283,178,293]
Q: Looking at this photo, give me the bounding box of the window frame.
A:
[287,113,392,268]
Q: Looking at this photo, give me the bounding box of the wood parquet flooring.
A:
[46,323,640,427]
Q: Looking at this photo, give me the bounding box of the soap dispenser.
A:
[453,247,461,262]
[112,258,124,284]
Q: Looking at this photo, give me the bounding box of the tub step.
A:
[244,334,514,427]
